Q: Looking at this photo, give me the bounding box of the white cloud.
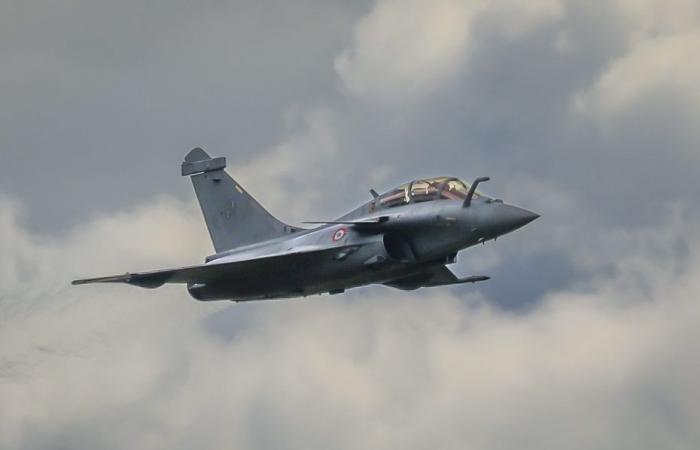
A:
[335,0,562,103]
[335,0,478,103]
[478,0,563,38]
[610,0,700,44]
[574,30,700,126]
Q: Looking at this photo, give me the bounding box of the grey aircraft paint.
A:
[72,149,539,301]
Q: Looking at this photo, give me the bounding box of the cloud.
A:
[335,0,562,103]
[1,194,699,449]
[610,0,700,43]
[335,0,478,102]
[566,25,700,222]
[3,0,700,448]
[230,108,343,222]
[0,0,370,233]
[574,30,700,126]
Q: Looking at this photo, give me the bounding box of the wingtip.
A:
[70,273,132,286]
[461,275,491,283]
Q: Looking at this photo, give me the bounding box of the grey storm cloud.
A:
[1,0,700,449]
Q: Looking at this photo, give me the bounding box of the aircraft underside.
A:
[186,262,431,301]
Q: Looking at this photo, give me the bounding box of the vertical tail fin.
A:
[182,148,297,252]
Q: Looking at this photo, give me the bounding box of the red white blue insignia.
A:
[332,227,347,242]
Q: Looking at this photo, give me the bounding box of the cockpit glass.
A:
[376,177,481,209]
[439,178,470,200]
[409,180,435,202]
[377,184,409,208]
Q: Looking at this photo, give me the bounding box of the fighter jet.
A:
[72,148,539,301]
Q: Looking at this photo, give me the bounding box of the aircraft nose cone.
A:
[493,204,540,235]
[510,205,540,228]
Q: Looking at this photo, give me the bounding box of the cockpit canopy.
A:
[376,177,484,209]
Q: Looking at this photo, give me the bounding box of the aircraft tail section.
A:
[182,148,297,252]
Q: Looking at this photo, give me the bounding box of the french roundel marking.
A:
[332,227,347,242]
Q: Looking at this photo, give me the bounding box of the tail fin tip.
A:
[182,148,226,177]
[185,147,211,162]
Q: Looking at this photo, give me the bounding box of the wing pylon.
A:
[384,265,489,290]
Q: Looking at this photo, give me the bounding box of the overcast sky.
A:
[2,1,700,449]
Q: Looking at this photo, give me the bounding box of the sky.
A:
[1,0,700,449]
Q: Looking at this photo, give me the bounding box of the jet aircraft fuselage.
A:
[73,149,539,301]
